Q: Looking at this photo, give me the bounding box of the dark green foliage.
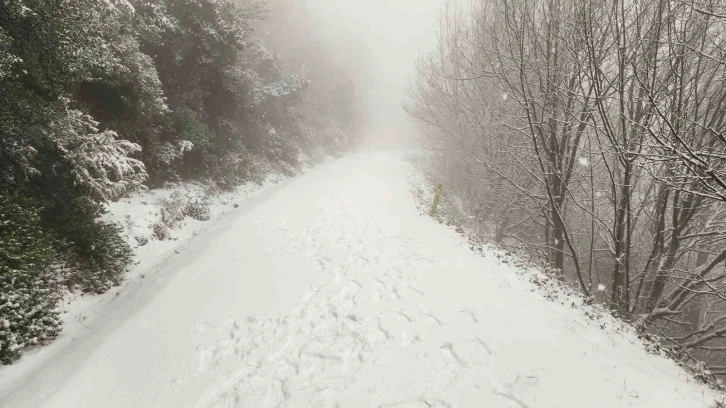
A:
[61,217,134,294]
[0,0,118,141]
[0,194,61,364]
[13,139,135,294]
[0,0,361,363]
[176,108,213,150]
[0,0,140,293]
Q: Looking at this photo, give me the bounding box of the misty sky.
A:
[301,0,445,147]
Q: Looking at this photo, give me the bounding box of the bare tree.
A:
[407,0,726,378]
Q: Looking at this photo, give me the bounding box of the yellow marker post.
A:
[430,183,443,216]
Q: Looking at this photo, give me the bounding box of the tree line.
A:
[407,0,726,380]
[0,0,363,363]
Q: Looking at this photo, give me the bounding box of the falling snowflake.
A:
[597,284,606,292]
[578,157,589,167]
[502,93,508,101]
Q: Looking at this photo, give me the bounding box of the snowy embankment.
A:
[0,151,722,408]
[0,172,288,399]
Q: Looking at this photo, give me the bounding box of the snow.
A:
[0,174,286,401]
[100,178,282,258]
[0,151,721,408]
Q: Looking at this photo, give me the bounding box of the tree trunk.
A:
[643,191,681,314]
[684,249,709,331]
[610,167,631,316]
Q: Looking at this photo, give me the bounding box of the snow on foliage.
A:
[252,74,306,105]
[0,196,61,364]
[152,141,194,166]
[179,140,194,153]
[0,29,21,81]
[53,99,148,201]
[107,35,169,116]
[102,0,135,13]
[0,0,356,367]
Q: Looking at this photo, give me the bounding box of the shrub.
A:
[63,220,134,294]
[152,222,170,241]
[134,235,149,247]
[151,191,193,241]
[15,139,134,295]
[0,194,61,364]
[176,107,213,150]
[155,191,211,236]
[185,199,211,221]
[158,192,188,229]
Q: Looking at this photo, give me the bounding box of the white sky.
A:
[301,0,445,147]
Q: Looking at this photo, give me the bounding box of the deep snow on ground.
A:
[0,152,720,407]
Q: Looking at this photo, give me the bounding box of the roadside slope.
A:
[0,152,719,408]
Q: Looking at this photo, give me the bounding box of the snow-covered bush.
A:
[174,108,212,151]
[0,195,61,364]
[185,199,210,221]
[53,100,148,202]
[251,74,307,106]
[134,235,149,247]
[158,192,189,230]
[152,222,170,241]
[153,191,211,240]
[206,152,254,190]
[63,220,134,294]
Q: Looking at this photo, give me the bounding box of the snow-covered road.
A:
[0,152,719,407]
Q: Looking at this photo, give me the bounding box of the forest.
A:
[0,0,363,363]
[407,0,726,380]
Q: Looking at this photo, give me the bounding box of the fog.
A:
[295,0,445,148]
[4,0,725,402]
